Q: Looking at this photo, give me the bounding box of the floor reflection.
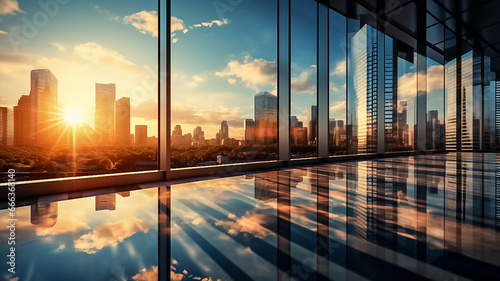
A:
[1,152,499,280]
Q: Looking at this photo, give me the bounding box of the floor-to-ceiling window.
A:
[290,0,317,159]
[170,0,277,168]
[0,0,159,182]
[329,9,347,156]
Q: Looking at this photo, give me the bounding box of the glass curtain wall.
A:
[347,17,378,155]
[170,0,278,168]
[426,58,445,151]
[1,0,159,182]
[329,9,347,155]
[290,0,317,159]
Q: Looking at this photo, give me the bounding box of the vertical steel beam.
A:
[278,0,291,162]
[416,0,427,153]
[160,0,171,177]
[376,0,386,154]
[317,2,329,159]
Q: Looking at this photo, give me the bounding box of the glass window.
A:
[329,10,347,156]
[290,0,317,159]
[170,0,277,168]
[2,0,158,182]
[426,58,445,150]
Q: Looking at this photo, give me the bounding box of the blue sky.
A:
[0,0,158,135]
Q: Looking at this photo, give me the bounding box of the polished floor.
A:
[1,153,499,281]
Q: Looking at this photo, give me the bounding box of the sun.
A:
[65,108,84,125]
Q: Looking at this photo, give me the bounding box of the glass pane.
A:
[445,58,457,150]
[290,0,317,159]
[347,20,378,154]
[171,0,277,168]
[329,9,347,156]
[426,58,445,150]
[1,1,158,182]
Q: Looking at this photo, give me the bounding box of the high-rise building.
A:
[30,69,58,146]
[115,97,130,145]
[14,95,31,146]
[255,91,277,144]
[397,100,409,146]
[348,25,378,154]
[135,125,147,146]
[244,119,255,145]
[445,59,458,150]
[308,105,318,144]
[193,126,205,146]
[172,125,184,147]
[0,107,9,146]
[95,193,116,211]
[31,202,58,227]
[220,120,229,141]
[95,83,116,145]
[461,51,482,151]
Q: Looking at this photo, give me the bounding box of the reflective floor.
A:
[1,153,500,281]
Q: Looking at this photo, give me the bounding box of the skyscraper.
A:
[0,107,9,146]
[255,91,277,144]
[220,120,229,140]
[31,203,58,227]
[172,124,183,147]
[95,83,116,145]
[308,105,318,144]
[14,95,31,146]
[115,97,130,145]
[30,69,58,146]
[135,125,147,146]
[348,25,378,154]
[95,194,116,211]
[244,119,255,145]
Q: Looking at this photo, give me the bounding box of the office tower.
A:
[193,126,205,146]
[135,125,147,146]
[147,136,158,146]
[461,51,482,151]
[348,25,378,154]
[95,193,116,211]
[183,133,192,147]
[172,124,183,147]
[244,119,255,145]
[14,95,31,146]
[95,83,116,145]
[31,202,58,227]
[220,120,229,140]
[397,101,409,146]
[496,82,500,150]
[115,97,130,145]
[291,116,300,127]
[445,59,458,150]
[329,118,336,143]
[255,91,277,144]
[215,131,222,145]
[0,108,12,146]
[30,69,58,146]
[293,127,308,145]
[308,105,317,144]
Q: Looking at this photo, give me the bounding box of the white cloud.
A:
[215,209,275,238]
[215,56,276,91]
[0,30,7,34]
[51,42,66,52]
[124,10,158,37]
[331,60,346,76]
[93,4,120,22]
[291,69,316,93]
[192,75,205,83]
[170,16,186,33]
[329,101,346,112]
[74,217,151,254]
[132,266,158,281]
[0,0,23,15]
[227,78,236,84]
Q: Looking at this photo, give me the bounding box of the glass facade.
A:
[2,0,500,187]
[0,0,158,182]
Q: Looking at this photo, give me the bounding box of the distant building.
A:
[0,107,13,146]
[95,193,116,211]
[255,91,277,144]
[130,134,135,145]
[220,120,229,140]
[14,95,31,146]
[172,125,183,147]
[31,202,58,227]
[135,125,147,146]
[293,127,308,145]
[308,105,317,144]
[147,136,158,146]
[244,119,255,145]
[95,83,116,145]
[115,97,130,145]
[193,126,205,146]
[30,69,58,146]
